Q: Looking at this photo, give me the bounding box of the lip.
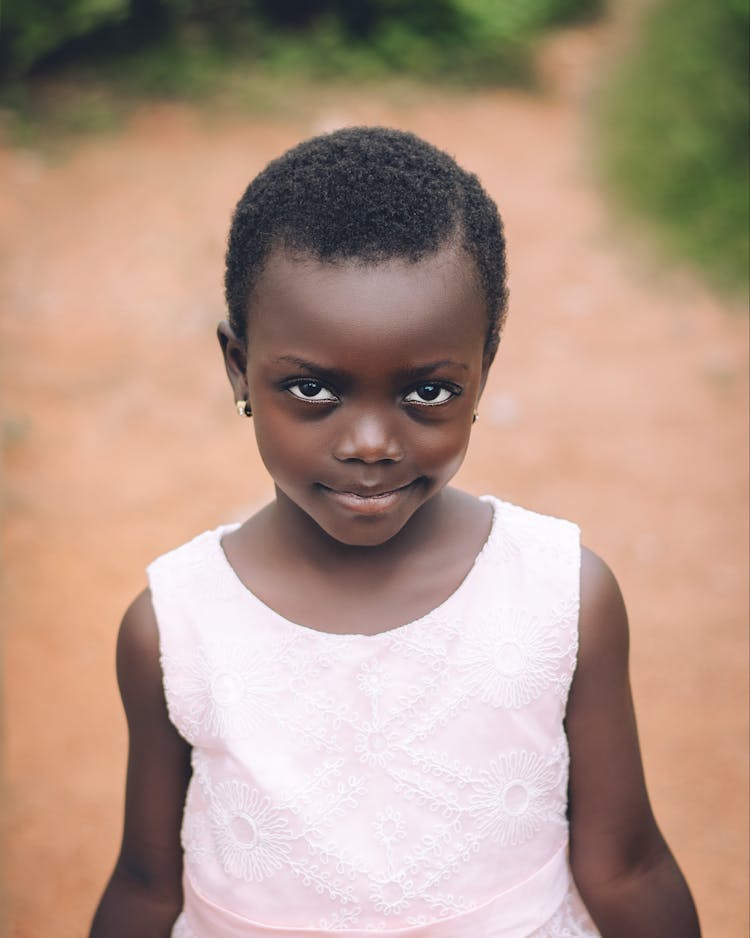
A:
[319,480,416,515]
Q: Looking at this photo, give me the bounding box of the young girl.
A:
[90,127,700,937]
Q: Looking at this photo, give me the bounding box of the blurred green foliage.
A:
[1,0,603,85]
[598,0,749,295]
[1,0,129,77]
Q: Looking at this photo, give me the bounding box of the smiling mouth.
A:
[319,480,417,515]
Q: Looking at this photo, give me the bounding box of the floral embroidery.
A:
[317,907,363,929]
[370,873,415,915]
[458,608,564,709]
[353,723,398,768]
[357,659,392,698]
[180,786,211,872]
[288,858,358,904]
[373,806,407,846]
[386,608,460,665]
[469,749,565,846]
[151,498,592,931]
[295,773,368,841]
[167,643,279,739]
[208,781,292,881]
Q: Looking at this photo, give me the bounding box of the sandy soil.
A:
[1,25,748,938]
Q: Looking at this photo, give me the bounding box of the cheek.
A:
[251,420,290,474]
[251,411,326,479]
[415,421,473,474]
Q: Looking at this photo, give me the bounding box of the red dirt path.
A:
[2,25,748,938]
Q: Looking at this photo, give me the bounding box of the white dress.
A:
[147,497,600,937]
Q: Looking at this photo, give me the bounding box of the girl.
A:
[90,127,700,937]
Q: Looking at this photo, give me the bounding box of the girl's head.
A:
[219,127,509,547]
[224,126,508,365]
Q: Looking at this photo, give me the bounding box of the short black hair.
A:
[225,126,508,362]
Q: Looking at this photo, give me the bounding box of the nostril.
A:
[339,455,403,465]
[332,417,404,464]
[334,448,404,465]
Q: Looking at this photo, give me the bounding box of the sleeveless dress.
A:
[147,496,601,937]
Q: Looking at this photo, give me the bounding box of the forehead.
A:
[246,246,487,365]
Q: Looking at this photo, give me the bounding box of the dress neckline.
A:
[211,495,501,641]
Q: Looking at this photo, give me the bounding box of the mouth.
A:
[318,480,418,515]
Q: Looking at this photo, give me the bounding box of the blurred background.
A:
[1,1,748,936]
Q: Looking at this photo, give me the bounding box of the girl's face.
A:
[220,245,489,547]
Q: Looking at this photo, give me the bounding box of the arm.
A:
[566,548,701,938]
[90,590,192,938]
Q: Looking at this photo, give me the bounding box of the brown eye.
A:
[404,383,455,406]
[287,380,338,403]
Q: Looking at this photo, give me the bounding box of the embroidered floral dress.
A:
[148,497,600,937]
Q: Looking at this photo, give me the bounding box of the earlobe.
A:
[217,319,249,399]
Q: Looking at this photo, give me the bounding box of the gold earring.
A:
[236,400,251,417]
[472,412,479,424]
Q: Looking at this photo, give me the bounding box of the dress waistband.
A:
[180,841,570,938]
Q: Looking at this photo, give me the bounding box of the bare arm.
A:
[566,548,700,937]
[90,590,192,938]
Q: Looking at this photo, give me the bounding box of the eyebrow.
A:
[272,355,470,377]
[271,356,346,382]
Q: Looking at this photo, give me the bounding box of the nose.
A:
[332,410,405,464]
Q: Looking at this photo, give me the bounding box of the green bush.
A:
[1,0,604,83]
[1,0,129,77]
[598,0,749,294]
[255,0,605,83]
[0,0,604,147]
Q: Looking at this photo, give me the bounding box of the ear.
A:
[217,320,248,401]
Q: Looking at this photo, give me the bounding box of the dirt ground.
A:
[1,24,748,938]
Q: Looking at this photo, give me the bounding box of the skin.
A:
[90,244,700,937]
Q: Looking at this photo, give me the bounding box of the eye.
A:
[286,379,338,403]
[403,383,457,406]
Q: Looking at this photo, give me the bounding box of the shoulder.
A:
[118,588,158,648]
[116,588,192,767]
[565,546,632,747]
[147,525,229,584]
[487,496,580,540]
[116,589,168,725]
[483,498,580,581]
[580,546,625,609]
[146,525,238,632]
[118,590,158,668]
[577,546,629,668]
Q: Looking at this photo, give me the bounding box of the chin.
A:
[320,516,409,549]
[277,480,436,549]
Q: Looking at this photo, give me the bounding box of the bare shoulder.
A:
[114,588,189,764]
[118,588,159,661]
[116,588,166,723]
[577,545,630,666]
[114,585,191,819]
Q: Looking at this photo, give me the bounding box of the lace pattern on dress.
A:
[150,498,593,932]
